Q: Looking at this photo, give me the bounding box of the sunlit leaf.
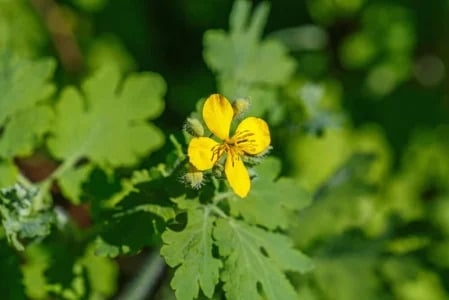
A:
[58,165,93,205]
[161,206,221,300]
[0,52,55,126]
[214,218,313,300]
[80,243,118,299]
[47,66,165,169]
[0,160,18,188]
[0,105,53,158]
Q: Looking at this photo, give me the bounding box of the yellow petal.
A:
[225,151,250,198]
[188,137,220,171]
[233,117,271,155]
[203,94,233,140]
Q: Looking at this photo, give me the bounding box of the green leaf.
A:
[96,210,165,257]
[0,52,55,125]
[87,34,136,73]
[44,233,85,289]
[22,244,50,299]
[229,157,311,230]
[0,53,55,166]
[80,243,118,299]
[0,1,47,57]
[58,165,93,204]
[214,219,313,300]
[203,0,295,118]
[92,174,180,257]
[0,105,53,158]
[47,66,165,169]
[161,207,222,300]
[0,160,18,188]
[82,167,122,211]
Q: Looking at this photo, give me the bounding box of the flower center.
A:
[211,143,228,162]
[229,130,257,153]
[210,130,257,165]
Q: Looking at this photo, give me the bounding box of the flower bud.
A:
[183,166,204,189]
[184,117,204,137]
[232,97,251,118]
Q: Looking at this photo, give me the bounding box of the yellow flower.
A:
[187,94,271,198]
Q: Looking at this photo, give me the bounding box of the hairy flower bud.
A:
[184,117,204,137]
[183,166,204,189]
[232,97,251,118]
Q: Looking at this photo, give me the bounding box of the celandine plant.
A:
[159,92,313,300]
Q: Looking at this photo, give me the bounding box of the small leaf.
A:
[161,207,222,300]
[214,219,313,300]
[58,165,93,204]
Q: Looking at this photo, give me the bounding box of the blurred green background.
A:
[2,0,449,299]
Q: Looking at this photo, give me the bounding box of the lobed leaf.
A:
[94,177,177,257]
[203,0,296,119]
[214,218,313,300]
[96,210,165,257]
[161,207,222,300]
[0,105,53,158]
[0,53,55,162]
[47,66,165,169]
[0,52,55,126]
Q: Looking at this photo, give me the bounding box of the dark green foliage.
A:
[0,240,27,300]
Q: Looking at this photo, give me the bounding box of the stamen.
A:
[236,139,247,144]
[211,144,225,162]
[232,130,257,152]
[228,148,238,167]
